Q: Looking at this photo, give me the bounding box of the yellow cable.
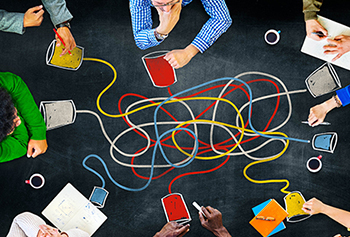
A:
[243,136,290,194]
[83,57,119,117]
[172,119,291,193]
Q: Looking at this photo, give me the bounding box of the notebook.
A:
[42,183,107,236]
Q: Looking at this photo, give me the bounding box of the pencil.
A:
[53,28,72,55]
[301,121,331,126]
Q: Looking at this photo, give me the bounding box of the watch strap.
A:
[55,21,71,29]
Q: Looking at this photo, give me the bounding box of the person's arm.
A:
[0,6,44,35]
[302,0,327,41]
[41,0,76,56]
[302,0,323,21]
[164,0,232,69]
[0,117,29,163]
[302,198,350,229]
[308,85,349,126]
[41,0,72,28]
[191,0,232,53]
[154,222,190,237]
[130,0,163,50]
[3,73,46,140]
[0,73,47,158]
[199,206,231,237]
[0,10,25,34]
[6,212,45,237]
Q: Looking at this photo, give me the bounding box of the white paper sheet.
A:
[301,15,350,70]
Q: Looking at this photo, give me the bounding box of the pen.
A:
[192,202,207,218]
[312,31,325,37]
[53,28,72,55]
[301,121,331,126]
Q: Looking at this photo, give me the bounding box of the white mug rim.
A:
[306,157,322,173]
[264,29,280,45]
[28,173,45,189]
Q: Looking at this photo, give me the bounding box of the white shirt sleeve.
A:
[6,212,46,237]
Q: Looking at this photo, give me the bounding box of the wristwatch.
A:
[154,30,168,41]
[55,20,71,29]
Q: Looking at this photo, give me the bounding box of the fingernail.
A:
[27,154,30,158]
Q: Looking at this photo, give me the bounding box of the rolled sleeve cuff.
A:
[135,29,162,50]
[14,13,25,34]
[29,126,47,140]
[0,12,25,34]
[51,13,73,27]
[191,37,210,53]
[304,11,318,21]
[336,87,350,106]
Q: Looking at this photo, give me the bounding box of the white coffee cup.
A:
[25,173,45,189]
[306,155,322,173]
[264,29,281,45]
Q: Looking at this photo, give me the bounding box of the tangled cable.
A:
[81,58,309,194]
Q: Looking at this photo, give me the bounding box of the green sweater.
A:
[303,0,323,21]
[0,72,46,163]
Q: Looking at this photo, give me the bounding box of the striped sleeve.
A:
[191,0,232,53]
[130,0,162,50]
[6,212,46,237]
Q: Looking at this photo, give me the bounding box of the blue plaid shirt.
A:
[129,0,232,53]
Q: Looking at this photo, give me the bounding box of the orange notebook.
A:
[249,199,288,237]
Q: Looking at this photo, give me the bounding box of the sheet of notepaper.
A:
[301,15,350,70]
[42,183,107,236]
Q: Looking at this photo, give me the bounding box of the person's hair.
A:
[0,87,16,142]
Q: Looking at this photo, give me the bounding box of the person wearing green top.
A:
[302,0,350,61]
[0,72,47,163]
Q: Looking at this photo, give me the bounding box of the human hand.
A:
[199,206,231,237]
[308,95,340,127]
[164,44,199,69]
[23,5,44,28]
[153,222,190,237]
[308,103,328,126]
[155,1,182,35]
[305,19,328,41]
[56,27,76,56]
[324,35,350,61]
[37,225,67,237]
[27,139,48,158]
[302,198,326,215]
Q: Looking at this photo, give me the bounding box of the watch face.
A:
[155,31,168,40]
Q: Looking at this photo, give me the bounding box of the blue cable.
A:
[82,127,198,192]
[83,76,309,192]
